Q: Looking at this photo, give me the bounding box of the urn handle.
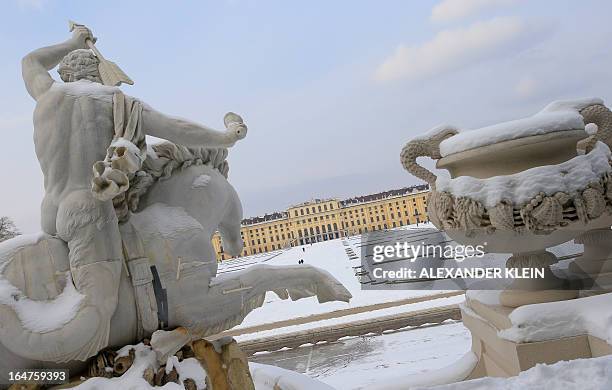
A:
[400,126,458,186]
[577,104,612,154]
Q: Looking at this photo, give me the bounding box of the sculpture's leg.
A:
[0,191,123,363]
[181,264,352,336]
[569,228,612,293]
[55,190,123,359]
[499,250,577,307]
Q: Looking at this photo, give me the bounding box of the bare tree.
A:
[0,217,20,242]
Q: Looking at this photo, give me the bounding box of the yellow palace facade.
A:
[212,184,430,261]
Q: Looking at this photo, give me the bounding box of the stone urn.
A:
[401,98,612,306]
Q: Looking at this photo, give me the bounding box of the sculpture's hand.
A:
[22,22,98,100]
[70,24,96,49]
[224,112,247,143]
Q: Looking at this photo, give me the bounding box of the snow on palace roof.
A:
[437,97,603,157]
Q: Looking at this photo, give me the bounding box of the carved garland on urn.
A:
[428,173,612,237]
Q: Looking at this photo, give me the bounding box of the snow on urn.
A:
[401,98,612,307]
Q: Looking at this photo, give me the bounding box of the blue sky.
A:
[2,0,612,232]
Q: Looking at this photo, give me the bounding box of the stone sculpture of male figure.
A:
[21,25,246,358]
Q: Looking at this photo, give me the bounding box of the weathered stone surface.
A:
[142,367,155,385]
[192,338,255,390]
[183,378,197,390]
[113,348,134,376]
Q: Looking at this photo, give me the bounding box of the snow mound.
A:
[436,141,611,207]
[0,232,48,260]
[192,174,212,188]
[0,271,84,333]
[438,97,602,157]
[367,352,477,390]
[74,342,332,390]
[250,362,335,390]
[499,292,612,344]
[74,343,193,390]
[411,124,460,142]
[0,233,85,333]
[423,354,612,390]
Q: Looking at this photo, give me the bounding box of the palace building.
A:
[212,184,430,261]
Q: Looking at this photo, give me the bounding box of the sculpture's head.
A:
[58,49,102,83]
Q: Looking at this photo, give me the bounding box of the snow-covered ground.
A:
[221,224,459,330]
[425,354,612,390]
[219,227,476,389]
[218,226,602,390]
[250,321,472,390]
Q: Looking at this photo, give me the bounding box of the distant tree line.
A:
[0,216,20,242]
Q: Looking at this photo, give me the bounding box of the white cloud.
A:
[374,17,528,83]
[431,0,519,23]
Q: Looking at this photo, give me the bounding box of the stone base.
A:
[462,298,612,378]
[42,336,255,390]
[192,339,255,390]
[570,228,612,291]
[499,289,578,308]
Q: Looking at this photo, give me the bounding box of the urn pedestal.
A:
[401,98,612,380]
[569,228,612,294]
[461,292,612,379]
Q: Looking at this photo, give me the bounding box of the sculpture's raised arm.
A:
[142,105,247,148]
[21,25,93,100]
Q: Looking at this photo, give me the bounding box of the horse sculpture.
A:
[0,142,352,379]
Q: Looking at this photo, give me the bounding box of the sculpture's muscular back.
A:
[33,79,119,234]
